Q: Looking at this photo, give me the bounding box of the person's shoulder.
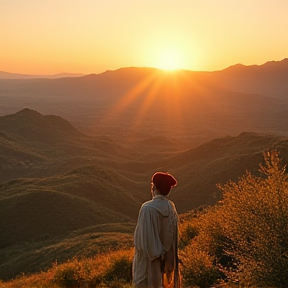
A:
[168,200,178,212]
[140,200,162,214]
[168,199,176,207]
[141,200,154,209]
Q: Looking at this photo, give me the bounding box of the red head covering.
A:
[152,172,177,195]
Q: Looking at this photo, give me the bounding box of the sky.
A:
[1,0,288,75]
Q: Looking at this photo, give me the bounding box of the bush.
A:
[179,220,200,248]
[180,241,221,288]
[4,150,288,288]
[180,150,288,287]
[52,249,134,288]
[53,259,84,287]
[216,150,288,286]
[104,250,133,283]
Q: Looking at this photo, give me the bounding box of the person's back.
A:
[133,172,180,288]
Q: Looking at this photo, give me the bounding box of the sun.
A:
[156,48,184,71]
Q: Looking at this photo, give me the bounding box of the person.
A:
[132,172,180,288]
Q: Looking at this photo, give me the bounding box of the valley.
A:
[0,59,288,280]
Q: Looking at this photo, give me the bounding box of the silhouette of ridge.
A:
[0,108,82,143]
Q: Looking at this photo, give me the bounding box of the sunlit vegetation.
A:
[1,249,134,288]
[180,149,288,287]
[2,149,288,287]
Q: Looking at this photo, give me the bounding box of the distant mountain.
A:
[0,108,83,142]
[207,58,288,100]
[1,60,288,139]
[0,71,85,79]
[0,59,288,280]
[0,109,133,182]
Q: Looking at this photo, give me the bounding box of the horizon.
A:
[1,0,288,75]
[2,57,287,77]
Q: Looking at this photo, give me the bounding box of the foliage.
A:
[181,149,288,287]
[179,218,200,248]
[217,149,288,286]
[104,250,133,283]
[2,248,134,288]
[53,249,134,287]
[3,149,288,288]
[180,241,221,288]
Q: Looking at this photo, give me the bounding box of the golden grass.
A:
[0,228,134,281]
[1,248,134,288]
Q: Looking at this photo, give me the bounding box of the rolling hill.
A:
[0,59,287,140]
[162,132,288,211]
[1,110,288,250]
[1,57,288,279]
[0,108,136,182]
[0,108,82,142]
[0,224,135,281]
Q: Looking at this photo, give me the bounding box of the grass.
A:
[1,248,135,288]
[3,150,288,287]
[2,109,288,287]
[0,224,134,281]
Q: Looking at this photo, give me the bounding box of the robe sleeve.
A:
[134,205,164,261]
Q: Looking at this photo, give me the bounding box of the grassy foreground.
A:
[2,149,288,288]
[0,248,134,288]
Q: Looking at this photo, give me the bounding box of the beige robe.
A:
[133,195,180,288]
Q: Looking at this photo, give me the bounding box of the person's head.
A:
[151,172,177,196]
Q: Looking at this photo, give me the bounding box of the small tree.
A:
[217,149,288,286]
[181,150,288,287]
[180,241,220,288]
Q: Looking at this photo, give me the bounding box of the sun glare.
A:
[156,48,185,71]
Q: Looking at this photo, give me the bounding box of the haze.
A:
[1,0,288,281]
[1,0,288,75]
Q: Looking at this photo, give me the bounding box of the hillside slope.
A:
[207,58,288,100]
[0,109,134,182]
[1,110,288,248]
[1,59,288,139]
[0,224,134,281]
[0,108,82,142]
[1,109,288,280]
[158,132,288,211]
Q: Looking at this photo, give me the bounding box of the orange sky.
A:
[1,0,287,75]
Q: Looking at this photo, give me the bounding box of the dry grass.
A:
[0,227,134,281]
[1,248,134,288]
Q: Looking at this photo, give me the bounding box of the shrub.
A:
[215,149,288,286]
[52,249,133,288]
[53,259,83,287]
[180,150,288,287]
[104,252,133,283]
[179,220,200,248]
[180,241,221,288]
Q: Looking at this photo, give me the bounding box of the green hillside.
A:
[0,223,134,281]
[1,109,288,281]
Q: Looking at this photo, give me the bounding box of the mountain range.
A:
[1,59,288,141]
[204,58,288,100]
[0,58,288,280]
[0,71,84,79]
